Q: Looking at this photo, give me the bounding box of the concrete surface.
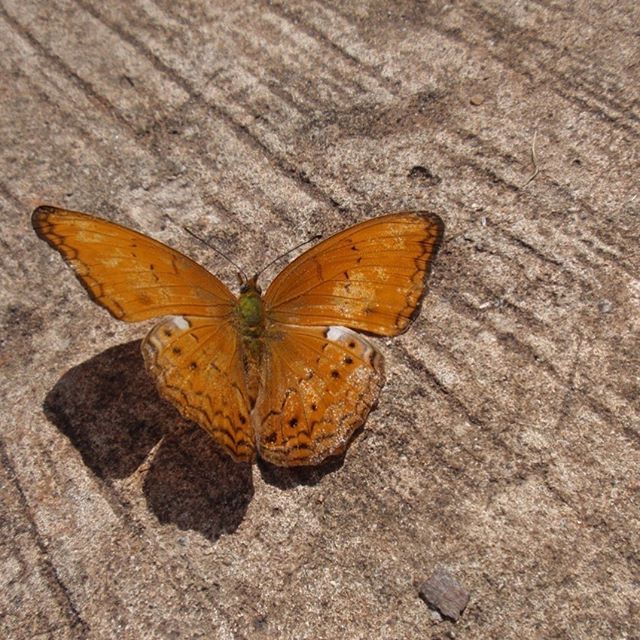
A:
[1,1,638,638]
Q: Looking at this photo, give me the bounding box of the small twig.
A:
[519,129,540,189]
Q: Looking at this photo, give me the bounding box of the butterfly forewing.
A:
[32,206,235,321]
[264,212,444,336]
[142,315,255,462]
[256,325,384,466]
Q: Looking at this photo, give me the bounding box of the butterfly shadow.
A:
[257,455,345,489]
[257,432,364,489]
[43,339,254,541]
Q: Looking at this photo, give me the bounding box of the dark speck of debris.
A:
[408,165,441,186]
[418,567,470,622]
[252,614,268,631]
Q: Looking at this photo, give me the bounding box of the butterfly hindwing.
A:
[264,212,444,336]
[32,206,235,322]
[142,315,255,462]
[255,324,384,466]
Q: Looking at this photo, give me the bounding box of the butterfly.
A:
[32,206,444,466]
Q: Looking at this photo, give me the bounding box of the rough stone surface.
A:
[1,1,638,638]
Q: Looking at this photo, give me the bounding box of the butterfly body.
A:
[33,206,443,467]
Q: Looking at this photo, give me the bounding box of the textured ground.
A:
[1,1,639,638]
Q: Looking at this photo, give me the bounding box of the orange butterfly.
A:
[32,206,444,466]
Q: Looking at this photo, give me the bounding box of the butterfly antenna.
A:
[255,233,323,280]
[183,226,248,280]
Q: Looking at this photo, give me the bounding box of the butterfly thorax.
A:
[236,277,265,337]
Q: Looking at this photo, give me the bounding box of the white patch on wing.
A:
[326,325,379,364]
[169,315,189,330]
[326,326,349,341]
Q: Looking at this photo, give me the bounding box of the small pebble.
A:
[419,567,470,622]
